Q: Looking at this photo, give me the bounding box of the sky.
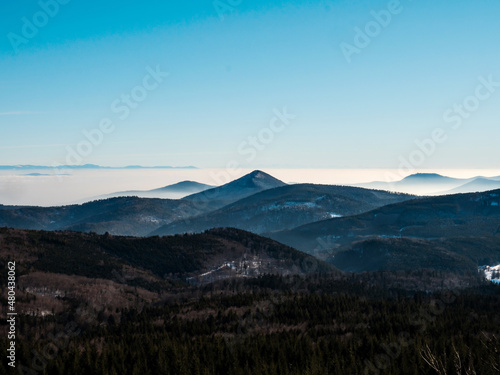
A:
[1,0,500,169]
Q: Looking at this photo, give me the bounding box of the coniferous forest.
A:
[2,271,499,375]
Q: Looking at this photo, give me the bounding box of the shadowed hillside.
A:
[152,184,414,236]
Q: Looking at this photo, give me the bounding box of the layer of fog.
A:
[1,168,500,207]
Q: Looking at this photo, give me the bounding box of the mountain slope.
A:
[0,197,207,236]
[443,177,500,195]
[151,184,414,236]
[328,236,500,273]
[181,170,287,211]
[92,181,215,200]
[0,171,285,236]
[150,180,214,193]
[270,189,500,254]
[359,173,474,195]
[0,227,337,287]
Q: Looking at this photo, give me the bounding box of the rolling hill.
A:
[0,227,336,289]
[0,196,207,236]
[443,177,500,195]
[328,236,500,273]
[151,184,414,236]
[0,226,338,322]
[0,171,287,236]
[269,190,500,267]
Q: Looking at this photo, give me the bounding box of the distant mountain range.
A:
[84,170,283,203]
[269,189,500,272]
[151,184,413,236]
[0,164,197,170]
[0,171,414,237]
[444,177,500,194]
[0,171,288,236]
[1,169,500,275]
[270,189,500,251]
[358,173,500,195]
[91,181,215,200]
[0,196,208,236]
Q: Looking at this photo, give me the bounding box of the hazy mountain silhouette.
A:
[443,177,500,195]
[89,181,215,201]
[358,173,479,195]
[0,171,286,236]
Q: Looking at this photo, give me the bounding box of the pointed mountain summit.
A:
[230,170,286,190]
[182,170,287,210]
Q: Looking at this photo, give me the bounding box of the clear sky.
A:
[1,0,499,169]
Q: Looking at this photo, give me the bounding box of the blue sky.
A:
[1,0,499,168]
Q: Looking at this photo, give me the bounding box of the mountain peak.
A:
[248,170,267,177]
[231,170,286,189]
[182,170,286,208]
[403,173,447,180]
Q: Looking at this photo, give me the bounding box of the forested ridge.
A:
[1,273,499,375]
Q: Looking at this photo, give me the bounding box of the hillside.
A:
[444,177,500,195]
[152,184,414,236]
[0,197,207,236]
[269,190,500,272]
[328,236,500,273]
[271,189,500,250]
[0,171,287,237]
[0,171,286,236]
[90,180,215,200]
[0,227,336,289]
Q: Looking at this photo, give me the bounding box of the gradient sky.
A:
[1,0,499,169]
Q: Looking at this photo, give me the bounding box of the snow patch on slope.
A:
[479,264,500,284]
